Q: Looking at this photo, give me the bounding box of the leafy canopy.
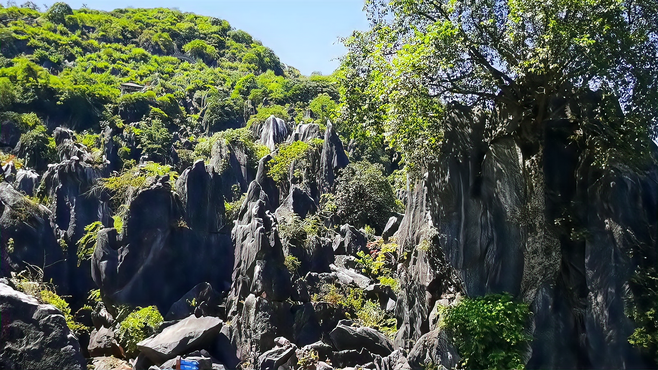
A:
[341,0,658,171]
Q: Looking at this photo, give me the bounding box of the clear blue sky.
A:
[40,0,370,75]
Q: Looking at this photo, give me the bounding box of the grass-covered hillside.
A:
[0,3,339,167]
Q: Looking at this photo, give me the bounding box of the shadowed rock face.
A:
[394,100,658,369]
[0,183,65,286]
[319,122,349,194]
[91,176,233,312]
[0,283,87,370]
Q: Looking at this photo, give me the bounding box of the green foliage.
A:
[99,162,176,211]
[183,39,217,63]
[284,255,301,275]
[268,141,315,184]
[246,105,289,127]
[40,289,86,333]
[441,293,532,370]
[136,119,173,160]
[341,0,658,174]
[44,2,73,25]
[335,161,400,231]
[117,306,163,357]
[278,214,327,248]
[308,93,338,124]
[225,193,246,223]
[627,265,658,363]
[17,124,56,168]
[76,221,102,266]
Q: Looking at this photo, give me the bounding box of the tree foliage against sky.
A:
[340,0,658,172]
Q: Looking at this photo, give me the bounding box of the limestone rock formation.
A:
[0,282,86,370]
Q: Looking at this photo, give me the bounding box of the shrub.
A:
[76,221,102,266]
[117,306,163,357]
[17,125,56,169]
[44,2,73,24]
[335,161,399,231]
[137,119,172,160]
[284,255,301,275]
[441,293,531,370]
[308,93,338,124]
[246,104,290,127]
[40,289,86,332]
[268,141,309,183]
[98,162,176,211]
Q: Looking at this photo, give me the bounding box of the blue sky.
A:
[40,0,370,75]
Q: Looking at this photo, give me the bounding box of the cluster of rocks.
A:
[1,102,657,370]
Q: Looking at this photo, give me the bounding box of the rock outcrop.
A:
[259,115,290,151]
[0,282,87,370]
[319,122,349,193]
[394,102,658,369]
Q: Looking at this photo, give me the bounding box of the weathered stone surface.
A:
[275,186,317,220]
[137,315,223,365]
[91,178,233,311]
[91,356,131,370]
[290,123,322,143]
[330,349,374,369]
[0,283,86,370]
[332,224,368,256]
[0,183,66,285]
[88,326,123,358]
[329,320,394,357]
[406,329,459,370]
[259,115,290,151]
[381,215,403,242]
[394,103,658,369]
[258,337,297,370]
[165,282,223,321]
[176,160,226,233]
[373,350,412,370]
[209,138,255,201]
[330,264,371,289]
[319,122,348,193]
[14,168,39,196]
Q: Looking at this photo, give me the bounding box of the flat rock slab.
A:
[137,315,223,365]
[330,320,393,357]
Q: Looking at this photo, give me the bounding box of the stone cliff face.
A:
[395,99,658,369]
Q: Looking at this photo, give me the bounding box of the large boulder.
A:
[176,160,226,233]
[406,329,460,370]
[40,156,111,302]
[258,337,297,370]
[332,224,368,256]
[14,168,40,196]
[329,320,394,357]
[209,137,255,201]
[275,186,317,220]
[165,282,223,321]
[137,315,223,365]
[259,115,290,151]
[0,283,86,370]
[88,326,123,358]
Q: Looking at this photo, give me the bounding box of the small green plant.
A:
[40,290,86,333]
[117,306,163,357]
[357,300,397,337]
[87,289,102,304]
[284,255,301,275]
[441,293,531,370]
[225,193,246,223]
[113,215,124,233]
[296,348,319,370]
[76,221,103,266]
[378,276,399,292]
[6,238,14,254]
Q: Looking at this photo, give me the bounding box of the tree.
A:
[44,2,73,24]
[309,93,338,124]
[335,161,399,232]
[340,0,658,172]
